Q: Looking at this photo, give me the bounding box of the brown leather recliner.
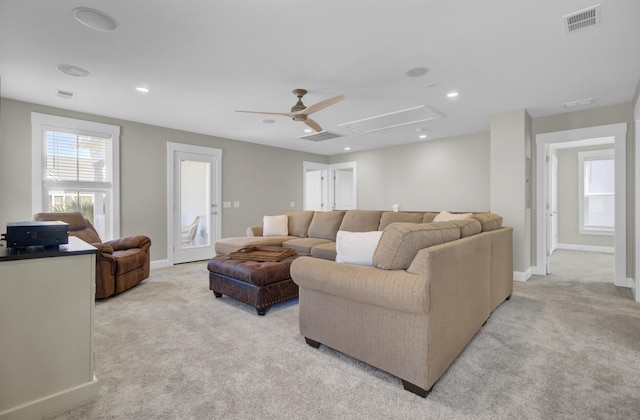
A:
[33,212,152,299]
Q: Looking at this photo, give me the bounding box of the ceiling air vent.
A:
[564,4,600,33]
[298,131,342,142]
[56,89,77,99]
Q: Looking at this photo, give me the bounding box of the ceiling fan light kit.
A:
[235,89,345,133]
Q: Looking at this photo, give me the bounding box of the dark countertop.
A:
[0,236,97,262]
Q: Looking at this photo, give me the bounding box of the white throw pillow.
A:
[263,215,288,236]
[335,230,384,266]
[433,210,472,222]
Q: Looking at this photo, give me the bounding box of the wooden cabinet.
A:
[0,237,98,420]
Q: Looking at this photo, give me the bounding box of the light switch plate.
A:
[223,201,231,208]
[233,201,240,208]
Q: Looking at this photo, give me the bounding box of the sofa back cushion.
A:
[339,210,382,232]
[285,210,315,237]
[450,218,482,237]
[373,222,461,270]
[422,212,439,223]
[471,213,503,232]
[378,212,424,230]
[308,211,346,241]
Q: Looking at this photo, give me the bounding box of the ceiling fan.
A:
[235,89,345,132]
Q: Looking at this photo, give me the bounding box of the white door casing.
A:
[535,123,628,288]
[167,143,222,264]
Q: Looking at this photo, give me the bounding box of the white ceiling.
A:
[1,0,639,156]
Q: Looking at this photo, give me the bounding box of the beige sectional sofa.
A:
[214,209,513,397]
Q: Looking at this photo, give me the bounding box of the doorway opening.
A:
[535,123,628,289]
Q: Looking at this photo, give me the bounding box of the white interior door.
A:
[305,170,325,211]
[168,143,221,264]
[333,169,355,210]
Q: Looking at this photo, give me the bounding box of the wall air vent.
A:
[298,131,342,142]
[338,105,442,134]
[564,4,600,33]
[56,89,77,99]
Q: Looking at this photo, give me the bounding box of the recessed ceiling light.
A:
[419,134,428,139]
[57,64,90,77]
[446,91,459,99]
[304,128,313,133]
[344,147,351,151]
[73,7,118,32]
[135,87,150,93]
[405,67,429,77]
[262,119,275,124]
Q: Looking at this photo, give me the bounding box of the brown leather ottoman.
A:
[207,255,299,315]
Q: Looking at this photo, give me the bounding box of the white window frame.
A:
[578,148,614,236]
[31,113,121,240]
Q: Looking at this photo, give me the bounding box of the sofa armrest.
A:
[246,225,263,237]
[104,235,151,252]
[291,257,429,314]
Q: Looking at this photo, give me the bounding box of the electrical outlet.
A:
[233,201,240,208]
[223,201,231,208]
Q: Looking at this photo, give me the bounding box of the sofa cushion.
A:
[338,210,382,232]
[450,218,482,237]
[422,212,438,223]
[285,210,315,238]
[373,222,461,270]
[310,242,337,261]
[471,212,503,232]
[378,212,424,230]
[433,210,472,222]
[336,230,384,266]
[215,236,295,255]
[263,215,288,236]
[308,211,345,241]
[283,237,333,254]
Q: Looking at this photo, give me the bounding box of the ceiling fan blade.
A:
[304,118,323,132]
[300,94,345,115]
[235,110,294,117]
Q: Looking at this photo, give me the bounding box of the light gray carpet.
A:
[45,250,640,419]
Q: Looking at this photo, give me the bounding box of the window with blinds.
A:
[579,149,614,235]
[32,113,120,241]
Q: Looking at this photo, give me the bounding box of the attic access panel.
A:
[338,105,442,134]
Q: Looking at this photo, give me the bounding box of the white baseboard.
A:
[555,243,614,254]
[150,259,172,270]
[513,268,532,282]
[0,376,98,420]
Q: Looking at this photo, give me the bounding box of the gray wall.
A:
[0,98,327,260]
[556,144,615,248]
[328,132,491,212]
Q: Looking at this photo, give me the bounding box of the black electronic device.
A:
[5,221,69,248]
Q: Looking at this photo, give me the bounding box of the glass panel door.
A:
[173,151,217,263]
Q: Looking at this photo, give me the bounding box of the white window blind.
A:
[45,131,111,184]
